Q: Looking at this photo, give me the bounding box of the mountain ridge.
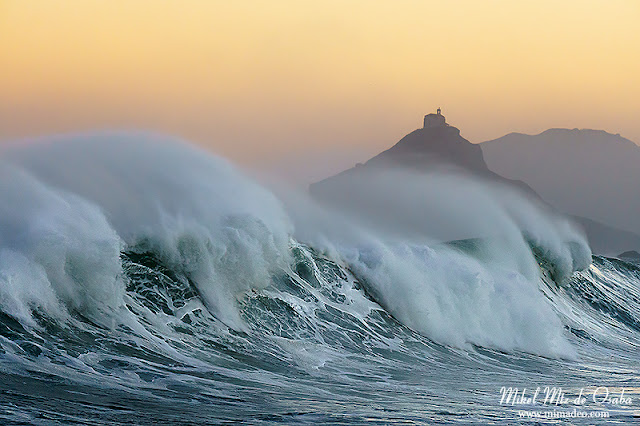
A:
[312,115,537,198]
[311,114,640,254]
[481,126,640,237]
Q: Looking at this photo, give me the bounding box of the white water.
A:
[281,168,591,357]
[0,131,592,357]
[2,132,291,330]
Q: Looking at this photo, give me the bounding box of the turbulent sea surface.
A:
[0,133,639,424]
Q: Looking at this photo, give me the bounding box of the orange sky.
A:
[1,0,639,172]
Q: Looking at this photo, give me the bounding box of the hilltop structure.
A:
[310,111,497,191]
[423,108,447,128]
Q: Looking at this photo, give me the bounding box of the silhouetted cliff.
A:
[311,115,533,199]
[310,117,640,255]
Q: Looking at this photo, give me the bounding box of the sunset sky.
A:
[1,0,639,177]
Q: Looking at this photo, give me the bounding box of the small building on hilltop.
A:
[423,108,447,128]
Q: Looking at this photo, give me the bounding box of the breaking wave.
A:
[0,132,637,423]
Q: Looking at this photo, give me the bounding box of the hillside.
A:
[311,116,640,254]
[482,129,640,236]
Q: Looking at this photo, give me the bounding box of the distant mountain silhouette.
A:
[568,215,640,255]
[618,250,640,261]
[311,116,640,255]
[365,124,487,173]
[481,129,640,236]
[311,112,534,198]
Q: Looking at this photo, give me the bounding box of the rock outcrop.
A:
[311,112,533,199]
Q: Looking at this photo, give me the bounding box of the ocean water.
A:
[0,133,638,424]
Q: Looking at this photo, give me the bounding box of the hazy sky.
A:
[1,0,639,177]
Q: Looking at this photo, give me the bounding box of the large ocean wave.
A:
[0,132,638,423]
